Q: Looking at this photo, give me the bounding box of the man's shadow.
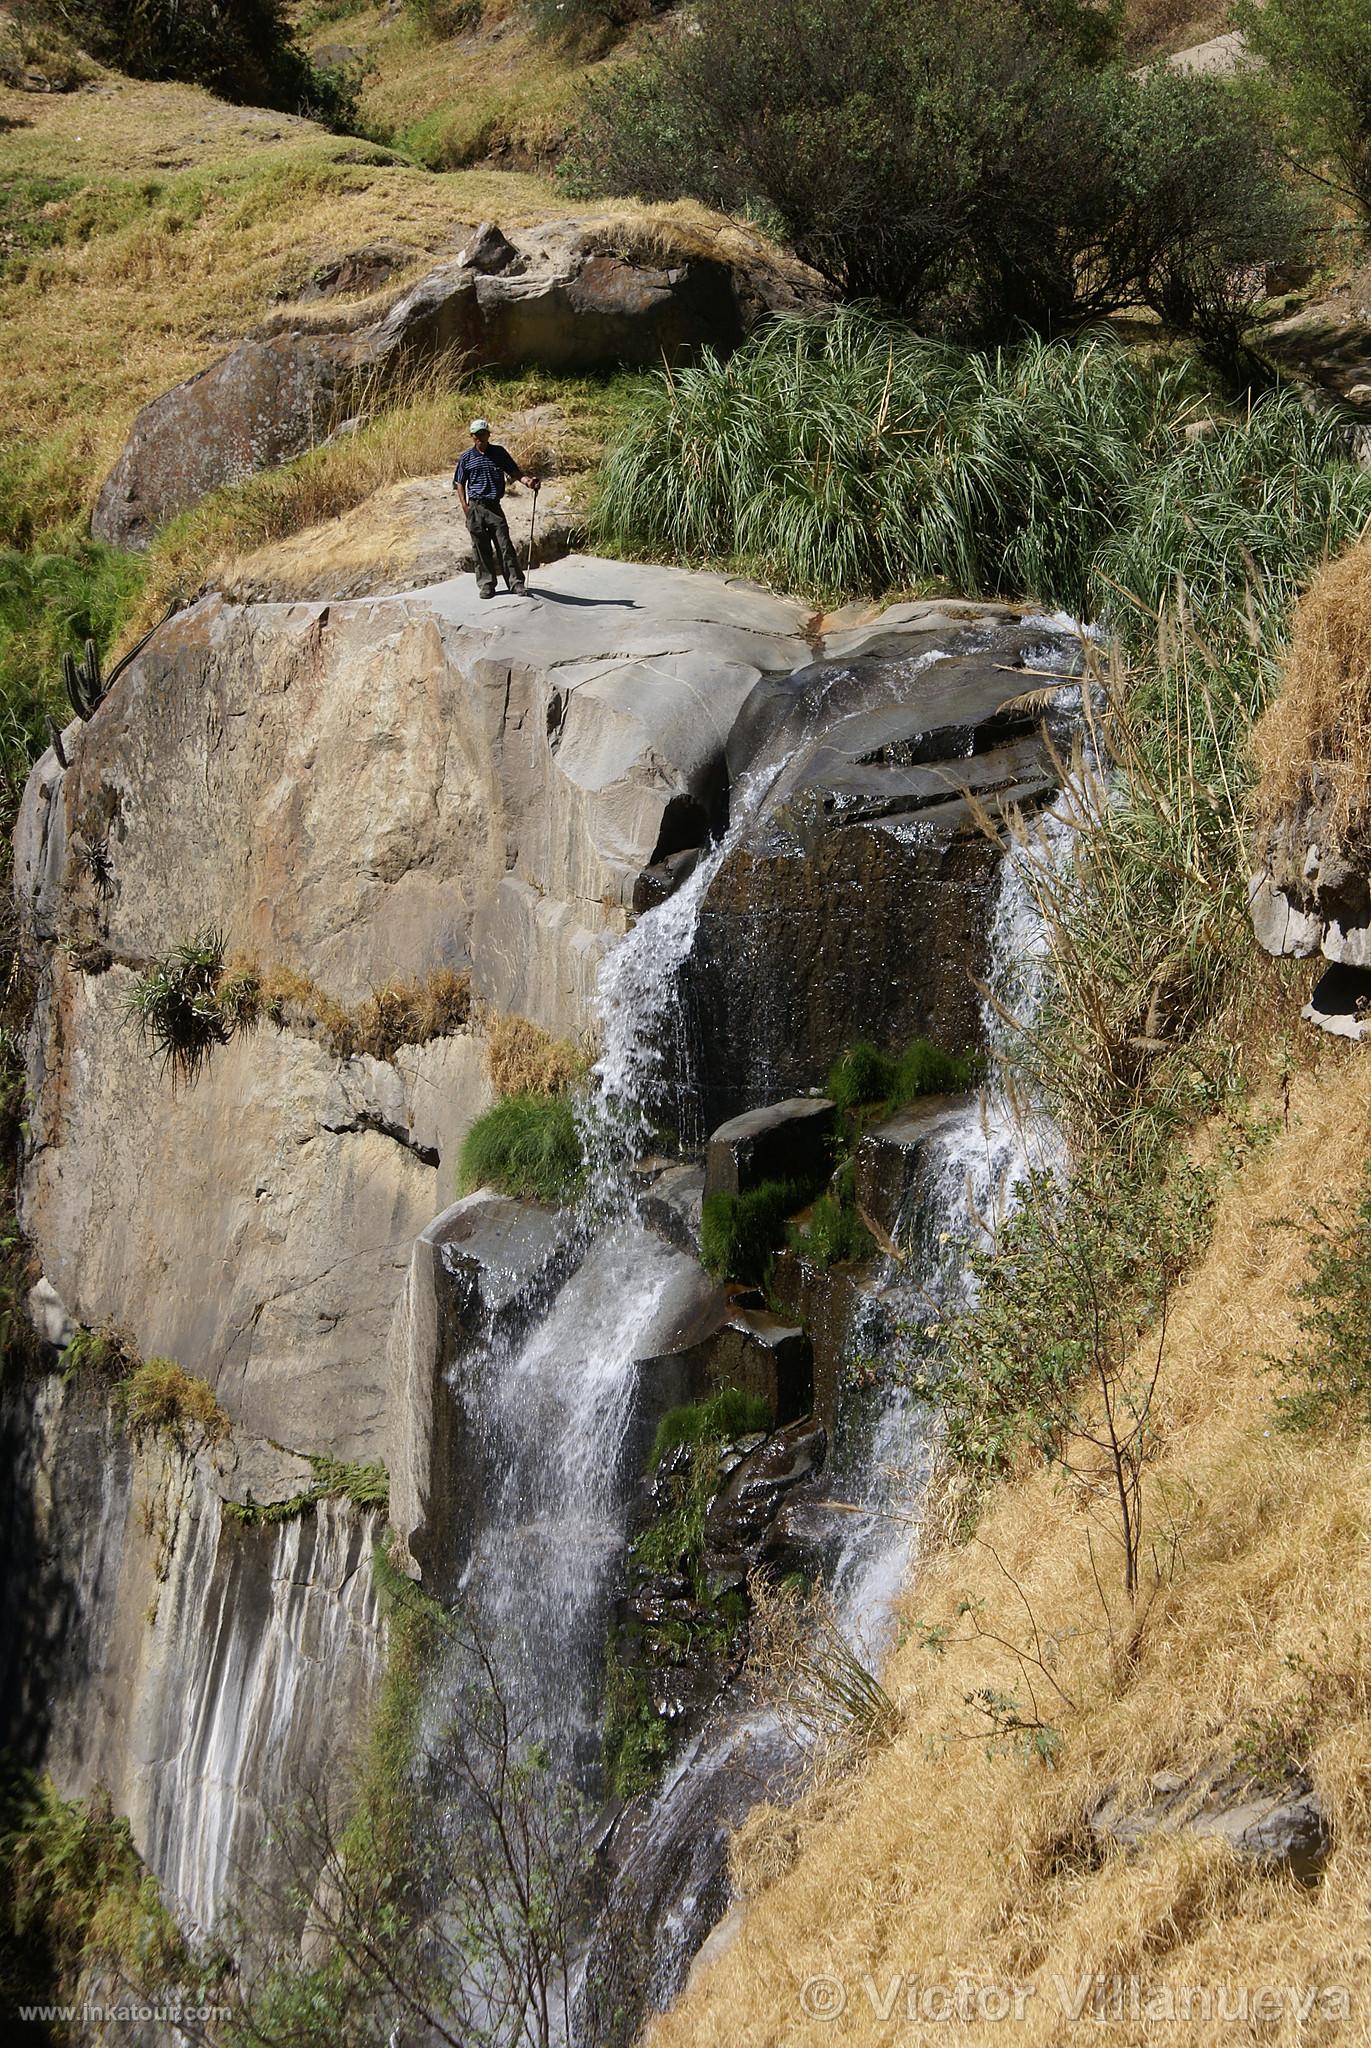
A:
[526,589,642,610]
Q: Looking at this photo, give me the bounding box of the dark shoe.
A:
[509,583,528,596]
[478,586,496,600]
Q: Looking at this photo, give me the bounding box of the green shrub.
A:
[787,1191,873,1269]
[0,1772,185,1992]
[457,1093,585,1205]
[566,0,1304,356]
[1270,1170,1371,1432]
[16,0,362,128]
[649,1387,772,1469]
[700,1178,807,1284]
[919,1160,1214,1476]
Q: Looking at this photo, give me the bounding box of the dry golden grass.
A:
[653,1050,1371,2048]
[484,1009,586,1097]
[0,74,560,533]
[1253,532,1371,854]
[227,957,471,1061]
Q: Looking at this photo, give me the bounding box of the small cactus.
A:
[58,598,182,726]
[63,637,104,721]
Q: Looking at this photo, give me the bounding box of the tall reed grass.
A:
[592,310,1371,620]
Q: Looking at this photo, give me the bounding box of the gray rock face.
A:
[1250,783,1371,1034]
[684,611,1074,1130]
[704,1097,837,1200]
[1091,1759,1329,1885]
[92,217,824,547]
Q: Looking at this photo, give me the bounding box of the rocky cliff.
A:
[7,495,1075,1976]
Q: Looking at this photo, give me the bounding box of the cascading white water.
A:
[454,1222,695,1771]
[578,779,1084,2035]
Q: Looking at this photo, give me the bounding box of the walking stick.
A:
[526,478,541,577]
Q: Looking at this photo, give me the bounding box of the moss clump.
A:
[343,1536,452,1879]
[601,1639,672,1802]
[787,1190,874,1270]
[113,1357,230,1450]
[826,1035,980,1117]
[649,1387,771,1470]
[700,1178,807,1284]
[458,1092,584,1205]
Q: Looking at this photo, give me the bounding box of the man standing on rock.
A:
[453,418,539,599]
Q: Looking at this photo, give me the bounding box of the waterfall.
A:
[575,782,1081,2032]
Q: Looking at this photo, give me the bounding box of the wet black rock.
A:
[702,1415,827,1560]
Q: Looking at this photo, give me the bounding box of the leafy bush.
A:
[649,1387,772,1468]
[920,1160,1213,1476]
[458,1093,585,1205]
[700,1178,807,1284]
[566,0,1304,356]
[0,1772,185,1995]
[114,1358,230,1451]
[16,0,361,128]
[1270,1170,1371,1432]
[1241,0,1371,218]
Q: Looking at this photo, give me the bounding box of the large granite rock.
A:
[92,216,823,547]
[14,555,812,1468]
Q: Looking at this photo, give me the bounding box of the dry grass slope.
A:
[0,74,560,535]
[652,1052,1371,2047]
[1254,531,1371,855]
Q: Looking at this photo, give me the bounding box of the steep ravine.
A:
[4,544,1081,2028]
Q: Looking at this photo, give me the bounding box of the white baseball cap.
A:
[469,418,490,435]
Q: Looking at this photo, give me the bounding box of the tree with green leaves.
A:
[1240,0,1371,218]
[564,0,1307,368]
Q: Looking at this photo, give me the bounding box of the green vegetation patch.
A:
[1271,1168,1371,1434]
[648,1386,772,1470]
[0,1771,186,2010]
[786,1190,874,1271]
[826,1036,980,1116]
[226,1453,390,1526]
[457,1092,585,1206]
[700,1177,810,1285]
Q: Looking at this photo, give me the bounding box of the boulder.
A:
[92,216,825,547]
[1251,788,1371,970]
[704,1097,837,1200]
[854,1094,976,1245]
[702,1415,827,1563]
[1090,1759,1329,1886]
